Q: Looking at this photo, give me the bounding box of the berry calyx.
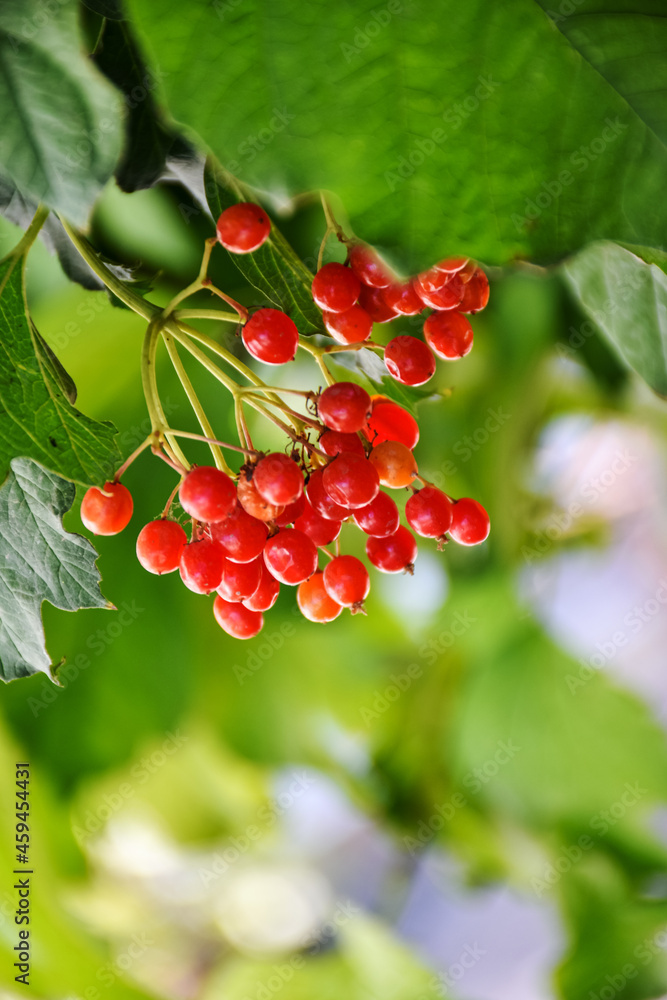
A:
[358,284,400,324]
[423,311,474,361]
[322,453,379,509]
[237,468,285,522]
[405,486,454,539]
[365,398,419,450]
[382,280,424,316]
[449,498,490,545]
[297,571,343,623]
[353,491,400,537]
[384,336,436,386]
[323,305,373,345]
[368,440,418,489]
[323,555,370,608]
[319,430,366,458]
[294,498,342,546]
[180,538,225,594]
[253,453,304,506]
[263,528,318,585]
[243,562,280,612]
[216,202,271,254]
[80,481,133,536]
[136,519,187,574]
[212,505,269,563]
[366,525,418,573]
[179,465,236,523]
[217,555,264,602]
[318,382,372,434]
[312,262,360,313]
[213,594,264,639]
[348,242,393,288]
[242,308,299,365]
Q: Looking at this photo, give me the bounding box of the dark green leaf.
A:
[0,458,111,682]
[562,242,667,397]
[0,252,121,485]
[32,326,78,405]
[0,0,123,225]
[81,0,125,18]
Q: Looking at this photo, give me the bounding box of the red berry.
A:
[237,469,285,522]
[217,555,264,602]
[323,305,373,345]
[213,594,263,639]
[318,382,372,434]
[358,284,400,324]
[353,491,400,537]
[449,498,490,545]
[216,202,271,254]
[459,270,490,314]
[312,262,360,313]
[263,528,318,585]
[297,571,343,623]
[415,266,448,296]
[323,555,370,607]
[180,538,225,593]
[424,311,474,360]
[253,453,304,506]
[384,336,436,386]
[433,256,469,274]
[348,243,393,288]
[294,498,342,546]
[242,308,299,365]
[365,398,419,450]
[80,481,133,536]
[368,440,418,489]
[405,487,454,538]
[274,492,307,526]
[136,519,187,574]
[243,562,280,611]
[179,466,236,524]
[382,280,424,316]
[319,430,366,458]
[306,468,351,521]
[366,526,417,573]
[212,505,268,563]
[322,453,379,509]
[416,273,465,311]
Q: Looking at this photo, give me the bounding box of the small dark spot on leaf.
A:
[49,438,58,447]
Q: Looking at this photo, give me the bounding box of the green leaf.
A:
[0,0,123,225]
[0,458,111,683]
[205,160,324,333]
[126,0,667,268]
[327,349,438,415]
[0,252,121,485]
[82,0,125,18]
[562,241,667,397]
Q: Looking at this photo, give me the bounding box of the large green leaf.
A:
[0,458,111,682]
[0,0,123,225]
[0,252,121,485]
[562,241,667,397]
[126,0,666,268]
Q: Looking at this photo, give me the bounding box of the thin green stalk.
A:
[141,319,190,469]
[175,308,240,323]
[2,205,50,263]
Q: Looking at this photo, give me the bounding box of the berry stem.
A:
[112,435,154,482]
[175,308,240,324]
[297,338,336,386]
[2,204,50,264]
[160,479,182,518]
[163,428,260,457]
[141,319,191,469]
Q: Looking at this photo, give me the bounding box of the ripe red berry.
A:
[136,519,187,574]
[416,273,465,311]
[179,538,225,593]
[243,562,280,612]
[318,382,372,434]
[294,498,342,546]
[253,453,304,506]
[263,528,318,585]
[323,555,370,608]
[449,498,490,545]
[217,555,264,602]
[306,468,351,521]
[459,269,490,314]
[80,481,133,536]
[382,280,424,316]
[297,571,343,623]
[274,492,307,526]
[384,336,436,386]
[353,491,400,537]
[237,469,285,522]
[365,397,419,450]
[368,440,418,489]
[322,453,379,509]
[323,305,373,345]
[366,525,418,573]
[212,505,268,562]
[319,430,366,458]
[423,311,474,361]
[312,262,360,313]
[348,243,393,288]
[358,284,400,324]
[216,202,271,254]
[433,256,469,274]
[179,466,236,523]
[213,594,264,639]
[242,308,299,365]
[405,487,454,538]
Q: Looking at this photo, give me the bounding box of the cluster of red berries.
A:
[79,201,490,640]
